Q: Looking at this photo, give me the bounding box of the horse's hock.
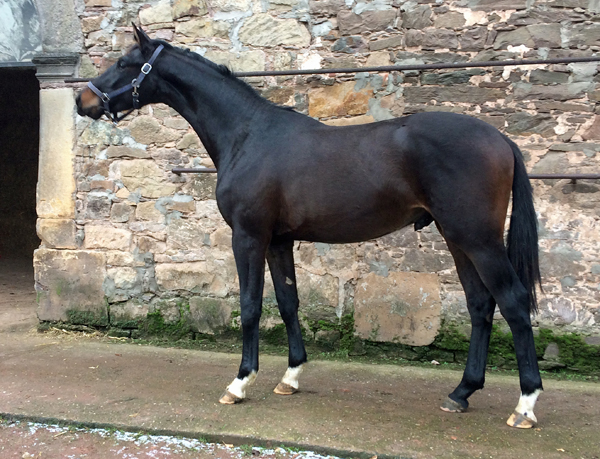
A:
[6,0,599,365]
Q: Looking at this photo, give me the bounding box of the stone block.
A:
[563,23,600,48]
[119,159,179,198]
[401,4,433,30]
[210,0,251,12]
[434,12,465,29]
[84,225,132,251]
[175,18,213,38]
[167,218,208,250]
[400,249,454,273]
[187,297,232,334]
[405,28,458,50]
[128,116,181,146]
[38,89,76,219]
[529,70,569,85]
[308,81,373,118]
[238,14,310,48]
[37,219,77,249]
[309,0,346,15]
[106,146,150,159]
[156,262,214,292]
[84,0,111,6]
[370,35,403,51]
[582,115,600,141]
[539,243,585,279]
[403,86,504,105]
[85,194,111,219]
[505,112,557,138]
[172,0,208,19]
[421,69,483,86]
[107,267,139,290]
[331,36,368,54]
[459,26,488,51]
[138,236,167,254]
[188,174,217,200]
[457,0,530,11]
[338,9,397,35]
[354,272,442,346]
[110,300,149,328]
[140,0,174,25]
[513,81,593,102]
[81,15,104,33]
[176,133,201,149]
[204,50,266,73]
[323,115,375,126]
[110,203,133,223]
[136,201,165,222]
[296,269,339,322]
[35,248,107,323]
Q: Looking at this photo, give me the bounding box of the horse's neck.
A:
[156,51,265,169]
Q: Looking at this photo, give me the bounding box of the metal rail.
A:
[173,168,600,180]
[64,56,600,82]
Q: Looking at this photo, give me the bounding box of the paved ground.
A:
[1,258,599,459]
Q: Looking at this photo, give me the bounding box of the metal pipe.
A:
[172,167,217,174]
[528,174,600,180]
[64,56,600,83]
[173,168,600,180]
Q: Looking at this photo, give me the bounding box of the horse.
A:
[76,25,543,429]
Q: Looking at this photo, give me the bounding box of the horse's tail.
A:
[504,135,542,314]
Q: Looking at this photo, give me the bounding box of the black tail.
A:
[504,135,542,313]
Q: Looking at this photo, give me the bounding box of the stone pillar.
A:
[33,53,106,323]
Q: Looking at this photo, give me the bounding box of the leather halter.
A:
[87,44,164,125]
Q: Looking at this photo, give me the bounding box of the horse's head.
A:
[76,24,164,123]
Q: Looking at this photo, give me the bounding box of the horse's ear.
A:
[132,23,151,51]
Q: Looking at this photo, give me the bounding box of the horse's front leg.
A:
[267,239,307,395]
[219,230,268,404]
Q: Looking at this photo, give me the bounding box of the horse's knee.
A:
[240,306,262,328]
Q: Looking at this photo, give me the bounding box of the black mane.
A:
[152,40,296,111]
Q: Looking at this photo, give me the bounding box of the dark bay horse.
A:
[76,25,543,428]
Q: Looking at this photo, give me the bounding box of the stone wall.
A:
[35,0,600,348]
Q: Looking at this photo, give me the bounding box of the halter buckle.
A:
[101,92,110,103]
[141,63,152,74]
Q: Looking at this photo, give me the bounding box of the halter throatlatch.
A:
[87,44,164,125]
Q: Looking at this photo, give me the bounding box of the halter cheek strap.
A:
[87,44,164,125]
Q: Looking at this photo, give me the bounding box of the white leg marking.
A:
[515,389,541,423]
[226,371,257,399]
[281,364,304,390]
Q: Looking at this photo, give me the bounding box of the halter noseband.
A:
[87,44,164,125]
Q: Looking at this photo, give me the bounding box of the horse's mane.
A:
[152,40,296,111]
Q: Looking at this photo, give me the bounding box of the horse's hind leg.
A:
[219,230,268,404]
[440,241,496,414]
[459,243,542,428]
[267,239,307,395]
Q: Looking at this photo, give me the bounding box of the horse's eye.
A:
[117,60,125,69]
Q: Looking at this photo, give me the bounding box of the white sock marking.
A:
[226,371,257,399]
[281,364,304,389]
[515,389,541,422]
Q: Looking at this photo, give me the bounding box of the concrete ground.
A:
[1,258,599,459]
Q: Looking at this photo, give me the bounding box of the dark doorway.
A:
[0,65,39,331]
[0,65,40,260]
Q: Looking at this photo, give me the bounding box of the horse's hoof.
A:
[273,382,298,395]
[440,397,467,413]
[506,411,536,429]
[219,390,243,405]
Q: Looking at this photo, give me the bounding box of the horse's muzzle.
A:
[76,89,103,119]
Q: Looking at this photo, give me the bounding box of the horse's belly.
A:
[285,205,422,244]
